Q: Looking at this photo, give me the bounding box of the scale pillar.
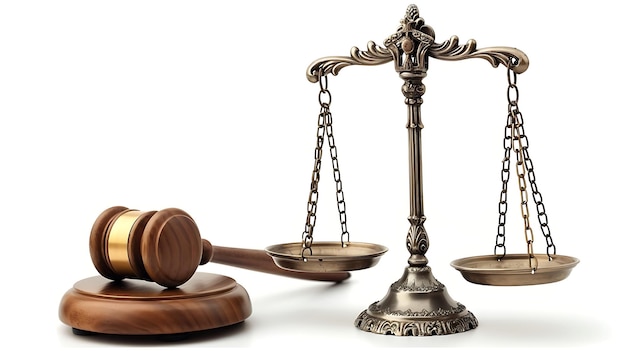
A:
[354,5,478,336]
[353,72,478,335]
[405,76,428,267]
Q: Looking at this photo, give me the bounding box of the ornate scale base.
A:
[58,272,252,338]
[354,265,477,336]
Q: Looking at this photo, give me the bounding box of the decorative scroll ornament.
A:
[306,41,392,83]
[430,37,529,74]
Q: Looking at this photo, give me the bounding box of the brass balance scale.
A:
[266,3,579,336]
[59,4,578,340]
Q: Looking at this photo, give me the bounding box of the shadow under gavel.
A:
[90,206,350,288]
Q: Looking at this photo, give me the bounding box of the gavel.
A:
[89,206,350,288]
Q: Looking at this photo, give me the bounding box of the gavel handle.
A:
[204,242,350,282]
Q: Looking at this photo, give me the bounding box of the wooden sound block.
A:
[59,272,252,337]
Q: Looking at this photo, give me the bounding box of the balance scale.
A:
[59,3,579,339]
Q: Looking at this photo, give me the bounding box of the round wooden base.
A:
[59,273,252,337]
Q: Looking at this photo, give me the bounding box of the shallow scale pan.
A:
[450,254,579,286]
[265,241,388,273]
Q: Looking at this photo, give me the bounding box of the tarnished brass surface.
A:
[451,254,579,286]
[265,242,387,272]
[355,265,477,336]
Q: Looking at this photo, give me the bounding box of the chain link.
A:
[301,74,351,260]
[495,60,556,269]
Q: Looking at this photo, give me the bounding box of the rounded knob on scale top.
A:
[89,206,203,288]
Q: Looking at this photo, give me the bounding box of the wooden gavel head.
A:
[89,206,213,288]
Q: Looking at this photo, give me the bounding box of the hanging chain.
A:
[324,92,351,249]
[301,73,351,260]
[495,59,556,269]
[494,105,512,259]
[301,99,326,260]
[512,116,538,272]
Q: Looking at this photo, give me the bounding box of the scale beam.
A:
[306,7,528,84]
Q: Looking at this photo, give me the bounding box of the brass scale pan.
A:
[450,254,579,286]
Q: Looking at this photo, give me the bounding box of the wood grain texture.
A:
[141,208,202,288]
[58,273,252,335]
[208,242,351,282]
[126,210,156,281]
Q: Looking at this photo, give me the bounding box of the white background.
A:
[1,0,622,349]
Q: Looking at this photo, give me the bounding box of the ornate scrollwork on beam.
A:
[306,4,529,82]
[430,36,529,74]
[306,41,393,83]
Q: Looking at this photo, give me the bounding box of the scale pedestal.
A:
[59,272,252,338]
[355,265,477,336]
